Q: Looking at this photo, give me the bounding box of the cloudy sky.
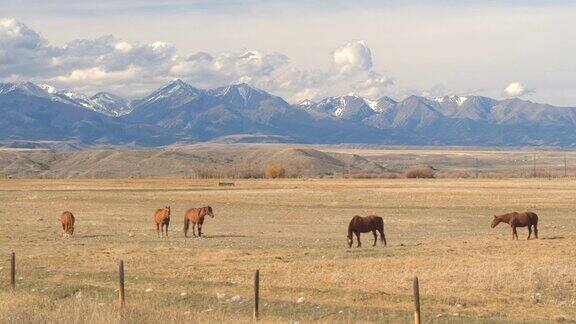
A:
[2,0,576,105]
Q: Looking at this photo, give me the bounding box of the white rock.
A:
[297,297,305,303]
[216,292,226,300]
[145,288,153,293]
[230,295,241,302]
[180,292,187,297]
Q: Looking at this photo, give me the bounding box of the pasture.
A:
[0,178,575,323]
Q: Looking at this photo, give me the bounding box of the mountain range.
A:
[2,80,576,147]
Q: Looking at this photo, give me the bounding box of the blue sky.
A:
[2,0,576,104]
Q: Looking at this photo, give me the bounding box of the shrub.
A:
[264,164,286,179]
[405,166,435,179]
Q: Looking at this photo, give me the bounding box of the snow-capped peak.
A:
[433,95,469,106]
[135,79,203,110]
[145,79,200,102]
[364,98,380,111]
[297,99,313,107]
[0,82,131,116]
[39,84,57,94]
[0,82,52,98]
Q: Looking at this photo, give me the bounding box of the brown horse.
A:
[154,206,171,237]
[491,211,539,240]
[184,206,214,238]
[347,215,387,248]
[59,211,75,237]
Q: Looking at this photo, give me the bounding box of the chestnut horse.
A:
[154,206,171,237]
[491,211,539,240]
[184,206,214,238]
[59,211,75,237]
[347,215,387,248]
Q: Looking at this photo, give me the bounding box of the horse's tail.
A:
[183,217,189,236]
[347,219,354,238]
[379,219,387,245]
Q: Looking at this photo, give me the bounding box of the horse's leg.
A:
[534,223,539,239]
[379,229,387,246]
[355,231,361,248]
[198,225,202,238]
[156,223,160,238]
[62,223,66,237]
[192,223,197,237]
[372,230,377,246]
[527,225,532,240]
[512,226,518,240]
[166,222,169,237]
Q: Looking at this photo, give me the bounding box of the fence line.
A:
[118,260,125,307]
[253,269,260,322]
[413,276,421,324]
[10,252,15,292]
[5,254,423,322]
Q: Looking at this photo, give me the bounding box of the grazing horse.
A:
[347,215,387,248]
[59,211,75,237]
[154,206,171,237]
[491,211,539,240]
[184,206,214,238]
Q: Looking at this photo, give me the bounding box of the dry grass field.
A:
[1,178,576,323]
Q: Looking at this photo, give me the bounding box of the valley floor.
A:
[0,178,575,323]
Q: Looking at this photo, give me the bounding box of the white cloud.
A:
[333,40,373,74]
[0,18,395,101]
[114,41,133,53]
[504,82,527,97]
[170,50,289,89]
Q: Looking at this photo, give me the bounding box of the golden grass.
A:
[0,178,575,323]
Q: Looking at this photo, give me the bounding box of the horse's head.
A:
[347,235,353,248]
[165,206,171,215]
[491,215,501,228]
[206,206,214,218]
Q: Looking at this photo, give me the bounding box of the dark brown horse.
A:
[491,211,539,240]
[59,211,75,237]
[184,206,214,238]
[154,206,171,237]
[347,215,387,248]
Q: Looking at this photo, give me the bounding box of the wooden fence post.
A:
[253,269,260,322]
[10,252,15,292]
[119,260,125,307]
[413,276,421,324]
